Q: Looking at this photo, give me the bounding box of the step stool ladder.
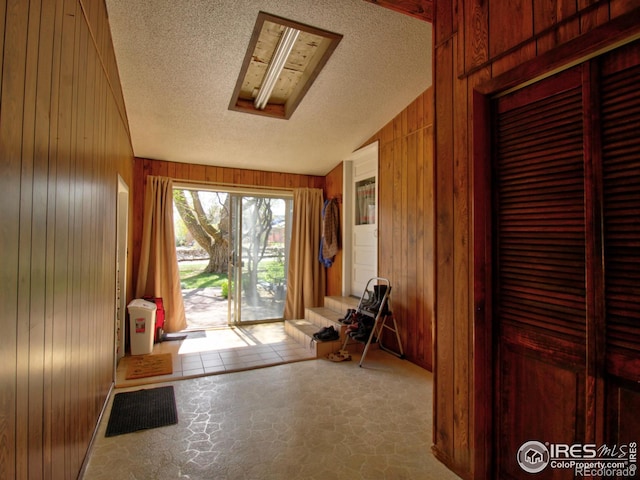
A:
[342,277,405,367]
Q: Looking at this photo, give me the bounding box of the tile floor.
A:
[85,346,461,480]
[116,323,315,388]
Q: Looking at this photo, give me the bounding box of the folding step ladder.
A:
[341,277,404,367]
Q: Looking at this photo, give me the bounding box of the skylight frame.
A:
[228,12,343,120]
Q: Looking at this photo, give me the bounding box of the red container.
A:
[143,297,165,342]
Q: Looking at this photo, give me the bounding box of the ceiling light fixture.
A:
[254,26,300,110]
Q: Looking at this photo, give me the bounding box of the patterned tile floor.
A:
[116,323,314,388]
[85,347,461,480]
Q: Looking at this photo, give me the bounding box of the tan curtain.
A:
[284,188,326,319]
[135,176,186,333]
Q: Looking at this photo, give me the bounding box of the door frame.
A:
[172,182,293,327]
[115,175,129,375]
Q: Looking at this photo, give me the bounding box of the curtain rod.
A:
[172,179,294,197]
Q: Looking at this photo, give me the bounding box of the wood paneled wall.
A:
[432,1,640,478]
[358,89,435,370]
[324,162,344,297]
[0,0,134,478]
[132,158,325,289]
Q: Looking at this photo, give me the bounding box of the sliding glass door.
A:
[228,194,292,324]
[174,186,292,328]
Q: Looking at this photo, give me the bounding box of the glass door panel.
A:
[229,194,292,324]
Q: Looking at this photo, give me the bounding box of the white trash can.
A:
[127,299,157,355]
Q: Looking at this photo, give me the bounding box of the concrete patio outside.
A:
[182,286,285,330]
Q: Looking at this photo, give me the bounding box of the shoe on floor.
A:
[326,351,351,362]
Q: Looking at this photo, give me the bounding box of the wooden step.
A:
[323,295,359,314]
[306,306,345,328]
[283,318,343,358]
[284,295,363,358]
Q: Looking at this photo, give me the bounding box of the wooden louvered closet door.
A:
[601,41,640,449]
[493,67,588,480]
[491,39,640,480]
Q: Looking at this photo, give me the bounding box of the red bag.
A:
[143,297,165,342]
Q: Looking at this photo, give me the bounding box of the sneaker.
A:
[313,326,339,341]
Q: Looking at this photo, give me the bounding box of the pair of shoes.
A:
[326,350,351,362]
[349,318,374,343]
[313,326,339,342]
[351,331,376,343]
[340,309,356,324]
[362,285,389,315]
[345,322,359,335]
[360,290,376,309]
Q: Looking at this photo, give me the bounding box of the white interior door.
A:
[343,142,378,297]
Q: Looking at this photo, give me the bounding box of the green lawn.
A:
[178,258,285,294]
[178,260,228,289]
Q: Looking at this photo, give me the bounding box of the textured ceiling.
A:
[105,0,432,176]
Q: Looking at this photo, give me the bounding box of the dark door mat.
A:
[105,385,178,437]
[161,332,188,341]
[162,330,206,341]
